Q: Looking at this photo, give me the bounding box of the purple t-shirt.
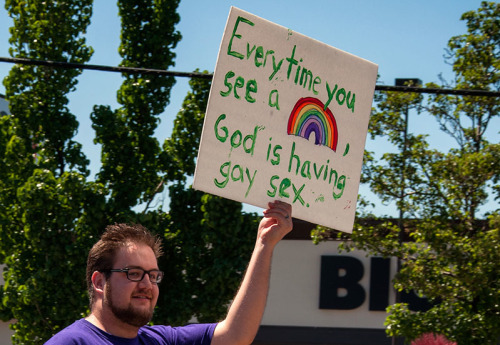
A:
[44,318,217,345]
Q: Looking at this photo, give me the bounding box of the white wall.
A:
[0,95,9,115]
[0,265,14,344]
[262,240,397,329]
[0,322,13,345]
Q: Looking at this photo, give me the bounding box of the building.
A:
[252,220,430,345]
[0,264,14,343]
[0,93,9,115]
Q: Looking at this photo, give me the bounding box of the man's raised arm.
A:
[212,200,293,345]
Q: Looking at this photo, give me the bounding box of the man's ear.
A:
[91,271,106,293]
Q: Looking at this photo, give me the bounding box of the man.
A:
[45,200,293,344]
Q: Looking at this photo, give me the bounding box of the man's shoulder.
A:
[45,319,117,345]
[44,319,106,345]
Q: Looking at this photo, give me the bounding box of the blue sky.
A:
[0,0,496,216]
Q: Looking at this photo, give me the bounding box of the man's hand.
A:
[258,200,293,247]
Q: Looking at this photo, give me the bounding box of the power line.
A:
[0,56,212,79]
[1,56,499,98]
[374,85,498,97]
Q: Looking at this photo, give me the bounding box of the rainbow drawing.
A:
[287,97,338,152]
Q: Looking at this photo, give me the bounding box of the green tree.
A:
[315,2,500,344]
[0,1,103,344]
[91,0,182,216]
[1,1,258,343]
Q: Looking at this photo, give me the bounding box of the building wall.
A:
[262,240,397,330]
[252,239,401,344]
[0,322,13,345]
[0,94,9,115]
[0,265,14,344]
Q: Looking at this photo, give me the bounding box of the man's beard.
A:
[105,282,154,328]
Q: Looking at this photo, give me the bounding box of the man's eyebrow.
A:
[125,265,160,270]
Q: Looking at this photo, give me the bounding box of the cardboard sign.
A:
[193,7,378,233]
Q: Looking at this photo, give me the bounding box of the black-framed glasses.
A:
[103,268,164,284]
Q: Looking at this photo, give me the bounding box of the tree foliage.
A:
[0,1,99,344]
[315,2,500,343]
[91,0,182,214]
[0,1,257,344]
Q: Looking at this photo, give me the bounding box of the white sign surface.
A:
[193,7,378,233]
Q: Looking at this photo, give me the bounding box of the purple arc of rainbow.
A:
[287,97,338,152]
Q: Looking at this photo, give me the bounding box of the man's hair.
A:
[86,223,163,307]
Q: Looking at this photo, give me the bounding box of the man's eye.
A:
[128,270,142,279]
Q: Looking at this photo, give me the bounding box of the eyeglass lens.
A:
[126,268,163,283]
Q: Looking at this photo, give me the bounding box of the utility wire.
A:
[1,56,499,98]
[0,56,212,79]
[374,85,499,97]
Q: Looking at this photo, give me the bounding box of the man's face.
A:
[103,243,160,328]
